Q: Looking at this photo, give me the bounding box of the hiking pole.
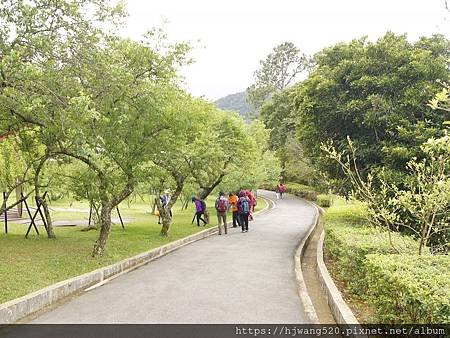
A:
[191,213,196,224]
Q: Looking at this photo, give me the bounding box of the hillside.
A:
[214,91,252,116]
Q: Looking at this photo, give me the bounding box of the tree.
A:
[0,0,191,255]
[149,95,210,236]
[322,136,450,254]
[294,32,450,188]
[247,42,309,111]
[189,109,253,200]
[219,120,282,192]
[0,136,32,217]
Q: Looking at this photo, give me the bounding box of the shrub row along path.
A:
[30,190,317,323]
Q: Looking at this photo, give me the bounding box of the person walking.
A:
[215,191,229,235]
[275,185,280,199]
[156,189,172,224]
[247,190,256,221]
[238,191,251,233]
[228,192,240,228]
[279,183,286,199]
[192,196,207,227]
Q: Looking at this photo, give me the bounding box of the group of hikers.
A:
[157,184,286,235]
[192,189,256,235]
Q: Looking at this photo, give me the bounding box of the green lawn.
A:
[0,196,267,304]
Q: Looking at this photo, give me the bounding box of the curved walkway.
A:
[31,190,317,324]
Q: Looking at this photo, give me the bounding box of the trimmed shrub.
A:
[285,182,319,201]
[323,201,449,323]
[325,221,419,296]
[317,194,333,207]
[365,254,450,324]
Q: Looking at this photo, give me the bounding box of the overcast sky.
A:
[123,0,449,101]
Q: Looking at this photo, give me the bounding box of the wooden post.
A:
[36,192,48,231]
[23,193,39,238]
[88,201,93,227]
[3,192,7,234]
[16,178,23,218]
[116,207,125,229]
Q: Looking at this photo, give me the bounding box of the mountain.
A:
[214,91,252,116]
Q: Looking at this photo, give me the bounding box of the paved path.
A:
[31,190,317,324]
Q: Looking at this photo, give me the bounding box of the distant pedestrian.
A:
[215,191,229,235]
[238,191,251,233]
[275,185,280,199]
[279,183,286,199]
[192,196,207,227]
[228,192,240,228]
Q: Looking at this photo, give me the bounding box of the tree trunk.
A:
[159,206,172,237]
[92,204,112,256]
[92,180,134,256]
[199,173,225,200]
[37,196,56,238]
[159,179,184,236]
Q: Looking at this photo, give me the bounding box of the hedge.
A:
[316,194,333,208]
[325,220,420,296]
[365,254,450,324]
[324,202,449,323]
[284,182,318,201]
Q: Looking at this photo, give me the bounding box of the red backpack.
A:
[216,197,227,212]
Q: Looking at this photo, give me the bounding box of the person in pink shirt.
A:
[246,190,256,221]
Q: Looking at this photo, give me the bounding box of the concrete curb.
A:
[316,230,360,325]
[293,198,320,324]
[0,196,271,324]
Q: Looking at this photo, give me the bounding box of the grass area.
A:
[0,196,267,304]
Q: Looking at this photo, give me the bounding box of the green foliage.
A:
[322,134,450,254]
[282,182,319,201]
[260,89,296,150]
[220,119,282,192]
[1,0,272,254]
[0,137,27,193]
[365,254,450,323]
[324,201,449,323]
[316,194,333,208]
[247,42,309,111]
[325,205,421,294]
[294,33,450,185]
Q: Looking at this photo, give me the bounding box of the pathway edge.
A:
[293,199,320,324]
[316,230,360,325]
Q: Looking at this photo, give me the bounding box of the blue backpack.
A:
[239,197,250,214]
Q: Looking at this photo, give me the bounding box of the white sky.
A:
[123,0,449,101]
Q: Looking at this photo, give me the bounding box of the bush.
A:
[317,194,333,207]
[325,218,419,296]
[285,182,318,201]
[323,201,449,323]
[365,254,450,324]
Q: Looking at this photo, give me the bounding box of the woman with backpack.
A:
[238,191,251,233]
[192,196,207,227]
[228,192,240,228]
[215,191,229,235]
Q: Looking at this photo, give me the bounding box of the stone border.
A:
[293,198,320,324]
[316,230,360,325]
[0,197,271,324]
